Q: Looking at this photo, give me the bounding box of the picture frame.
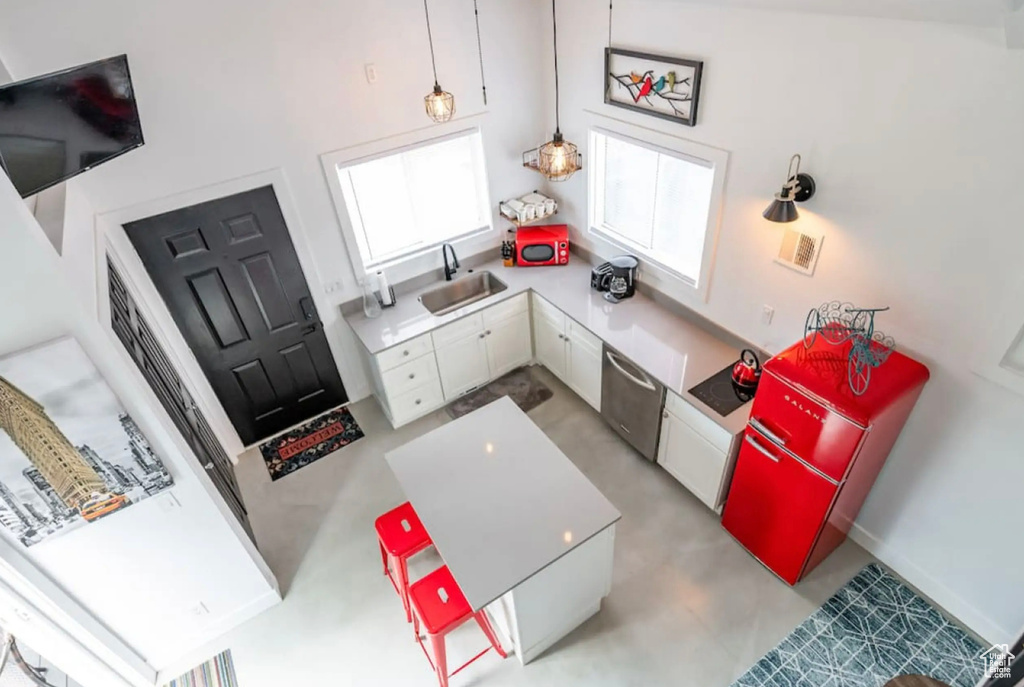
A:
[0,336,174,547]
[604,48,704,127]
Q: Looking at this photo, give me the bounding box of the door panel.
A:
[751,373,865,481]
[533,312,566,380]
[657,411,726,509]
[486,312,532,378]
[721,429,838,584]
[436,334,490,400]
[566,329,602,412]
[241,253,298,333]
[125,186,347,444]
[189,269,250,347]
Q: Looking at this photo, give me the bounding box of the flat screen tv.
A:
[0,54,143,198]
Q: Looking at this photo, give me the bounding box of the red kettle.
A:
[731,349,762,390]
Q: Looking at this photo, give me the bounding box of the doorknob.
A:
[299,296,317,322]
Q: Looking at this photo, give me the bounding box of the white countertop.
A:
[385,396,621,611]
[346,258,752,436]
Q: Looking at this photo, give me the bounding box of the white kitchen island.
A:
[385,396,621,664]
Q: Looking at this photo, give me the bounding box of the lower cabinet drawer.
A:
[381,354,439,399]
[390,378,444,426]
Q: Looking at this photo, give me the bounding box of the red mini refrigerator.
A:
[721,336,929,585]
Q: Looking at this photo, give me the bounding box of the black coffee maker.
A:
[595,255,639,303]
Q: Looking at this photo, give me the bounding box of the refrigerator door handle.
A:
[745,434,780,463]
[750,417,786,446]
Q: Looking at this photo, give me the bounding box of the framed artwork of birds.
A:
[605,48,704,126]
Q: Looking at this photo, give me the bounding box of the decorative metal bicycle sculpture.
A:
[803,301,896,396]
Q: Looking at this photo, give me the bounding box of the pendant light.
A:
[763,154,817,223]
[422,0,454,123]
[523,0,582,181]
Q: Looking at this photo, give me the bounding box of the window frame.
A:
[586,118,728,303]
[321,122,494,280]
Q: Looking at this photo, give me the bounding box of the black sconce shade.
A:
[764,155,816,223]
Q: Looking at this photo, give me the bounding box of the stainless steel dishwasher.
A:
[601,345,665,460]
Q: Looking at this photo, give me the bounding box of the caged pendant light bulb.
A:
[422,0,455,123]
[524,0,582,181]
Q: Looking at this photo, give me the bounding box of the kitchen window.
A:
[326,128,492,275]
[588,126,726,299]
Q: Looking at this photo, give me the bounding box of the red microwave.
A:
[515,224,569,266]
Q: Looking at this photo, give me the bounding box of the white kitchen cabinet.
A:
[365,332,444,428]
[487,311,533,378]
[435,330,491,400]
[532,294,568,380]
[533,314,567,380]
[434,293,531,401]
[566,321,602,412]
[657,390,738,511]
[531,294,601,411]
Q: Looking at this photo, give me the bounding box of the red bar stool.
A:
[409,565,507,687]
[375,501,432,622]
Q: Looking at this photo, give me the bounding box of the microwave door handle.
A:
[745,435,780,463]
[749,417,787,446]
[606,351,656,392]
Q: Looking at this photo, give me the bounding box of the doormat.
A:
[446,366,553,419]
[259,406,364,481]
[731,564,984,687]
[165,649,238,687]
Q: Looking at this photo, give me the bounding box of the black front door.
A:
[125,186,347,445]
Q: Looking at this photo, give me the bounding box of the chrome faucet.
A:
[442,243,460,281]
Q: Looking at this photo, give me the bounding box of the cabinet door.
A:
[566,329,602,411]
[657,410,728,510]
[721,430,838,585]
[486,311,533,379]
[435,332,491,400]
[532,309,567,381]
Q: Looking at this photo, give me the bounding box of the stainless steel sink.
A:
[419,271,508,316]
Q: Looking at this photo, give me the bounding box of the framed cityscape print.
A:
[605,48,704,127]
[0,337,173,547]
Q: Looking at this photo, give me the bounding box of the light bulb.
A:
[548,144,568,176]
[536,132,580,181]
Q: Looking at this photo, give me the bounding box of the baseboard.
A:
[152,589,281,680]
[848,523,1006,644]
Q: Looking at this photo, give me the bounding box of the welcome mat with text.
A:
[258,407,364,481]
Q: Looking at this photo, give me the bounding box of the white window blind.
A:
[336,130,490,270]
[590,129,716,286]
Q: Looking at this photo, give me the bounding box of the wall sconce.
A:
[763,154,816,223]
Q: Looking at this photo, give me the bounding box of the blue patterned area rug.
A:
[258,406,364,481]
[733,563,984,687]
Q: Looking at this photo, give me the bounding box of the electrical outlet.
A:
[761,305,775,326]
[364,63,377,84]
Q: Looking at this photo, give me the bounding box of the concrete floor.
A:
[178,366,875,686]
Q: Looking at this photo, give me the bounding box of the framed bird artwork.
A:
[605,48,704,126]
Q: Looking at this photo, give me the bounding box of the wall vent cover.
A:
[775,228,823,276]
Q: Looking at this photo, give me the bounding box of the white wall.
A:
[548,0,1024,642]
[0,0,548,409]
[0,176,278,673]
[0,0,546,673]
